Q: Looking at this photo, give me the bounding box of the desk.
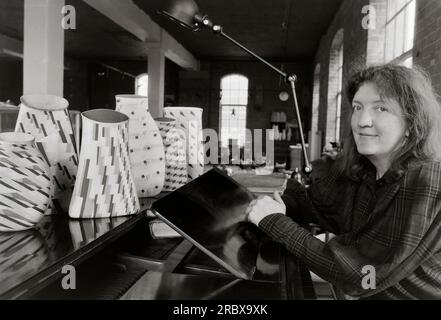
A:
[0,195,315,300]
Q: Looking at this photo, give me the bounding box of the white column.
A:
[23,0,65,96]
[148,46,165,118]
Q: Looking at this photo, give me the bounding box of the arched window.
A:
[135,73,148,96]
[327,29,344,149]
[219,74,249,148]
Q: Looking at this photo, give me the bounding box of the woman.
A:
[247,64,441,299]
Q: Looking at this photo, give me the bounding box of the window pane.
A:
[385,0,415,63]
[394,11,405,57]
[135,74,148,96]
[220,75,248,148]
[405,0,416,52]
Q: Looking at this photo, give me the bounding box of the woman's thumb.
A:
[274,191,283,204]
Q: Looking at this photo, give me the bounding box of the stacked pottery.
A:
[164,107,204,181]
[15,94,78,209]
[155,117,187,191]
[116,95,165,197]
[69,109,140,219]
[0,132,53,232]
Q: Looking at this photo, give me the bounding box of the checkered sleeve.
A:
[260,160,441,298]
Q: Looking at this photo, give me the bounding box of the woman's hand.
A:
[246,191,286,226]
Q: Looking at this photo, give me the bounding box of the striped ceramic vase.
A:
[116,95,165,197]
[69,109,140,219]
[0,132,53,232]
[155,117,187,191]
[164,107,204,181]
[15,94,79,202]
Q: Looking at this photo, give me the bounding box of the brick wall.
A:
[413,0,441,94]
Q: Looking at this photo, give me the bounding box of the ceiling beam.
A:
[0,34,23,58]
[82,0,199,70]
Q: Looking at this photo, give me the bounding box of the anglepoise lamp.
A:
[159,0,312,175]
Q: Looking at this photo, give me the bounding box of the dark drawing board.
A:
[151,168,264,280]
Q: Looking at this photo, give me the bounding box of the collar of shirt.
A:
[363,164,405,191]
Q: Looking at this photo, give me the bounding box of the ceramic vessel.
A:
[116,95,165,197]
[15,94,78,200]
[0,132,53,232]
[164,107,204,181]
[69,109,140,219]
[155,117,187,191]
[0,230,50,287]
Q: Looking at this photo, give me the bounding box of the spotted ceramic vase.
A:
[116,95,165,197]
[155,117,187,191]
[0,132,53,232]
[69,109,140,219]
[164,107,204,181]
[15,94,78,201]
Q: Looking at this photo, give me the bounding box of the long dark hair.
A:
[340,64,441,180]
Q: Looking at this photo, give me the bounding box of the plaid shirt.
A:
[259,159,441,299]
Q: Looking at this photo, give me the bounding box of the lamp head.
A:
[159,0,215,32]
[159,0,201,31]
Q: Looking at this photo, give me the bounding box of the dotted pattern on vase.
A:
[0,141,53,232]
[156,119,187,191]
[15,104,78,199]
[116,97,165,197]
[69,119,140,219]
[164,108,204,181]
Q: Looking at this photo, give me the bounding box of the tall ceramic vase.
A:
[0,132,53,232]
[69,109,140,219]
[15,94,79,203]
[115,95,165,197]
[155,117,187,191]
[164,107,204,181]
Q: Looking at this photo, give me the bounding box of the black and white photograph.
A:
[0,0,440,307]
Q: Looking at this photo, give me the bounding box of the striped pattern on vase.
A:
[69,109,140,219]
[0,132,53,232]
[15,94,78,200]
[116,95,165,197]
[0,230,50,288]
[69,217,127,249]
[155,117,187,191]
[164,107,204,181]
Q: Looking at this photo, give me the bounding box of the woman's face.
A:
[351,83,407,165]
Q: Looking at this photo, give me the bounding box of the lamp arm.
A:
[215,27,312,175]
[289,80,312,174]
